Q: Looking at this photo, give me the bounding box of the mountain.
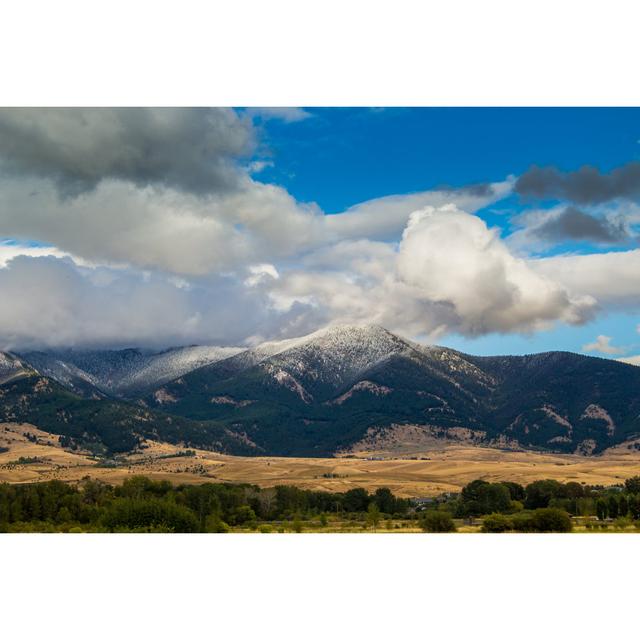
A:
[0,353,255,456]
[4,325,640,458]
[143,325,640,456]
[0,352,31,385]
[18,345,243,397]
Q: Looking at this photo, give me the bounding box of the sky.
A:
[0,107,639,362]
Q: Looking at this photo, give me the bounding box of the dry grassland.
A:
[2,423,640,497]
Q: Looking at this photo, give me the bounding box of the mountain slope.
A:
[0,356,256,456]
[18,345,243,397]
[0,352,32,385]
[6,326,640,458]
[141,325,640,456]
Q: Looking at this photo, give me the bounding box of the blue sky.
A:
[257,108,640,212]
[253,108,640,358]
[0,107,639,356]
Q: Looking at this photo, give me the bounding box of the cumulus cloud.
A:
[0,108,254,197]
[1,108,639,350]
[516,162,640,204]
[533,249,640,308]
[0,203,633,349]
[0,175,325,275]
[395,206,595,335]
[0,256,284,350]
[0,168,507,277]
[582,335,625,355]
[264,206,597,340]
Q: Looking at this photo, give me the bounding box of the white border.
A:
[2,533,639,639]
[1,1,639,636]
[1,0,639,106]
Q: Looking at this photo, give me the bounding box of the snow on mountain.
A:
[19,345,243,396]
[257,324,415,389]
[0,352,32,384]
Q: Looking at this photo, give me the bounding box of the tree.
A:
[501,482,525,502]
[343,488,370,512]
[419,510,456,533]
[562,482,585,499]
[524,480,563,509]
[481,513,512,533]
[366,503,381,531]
[596,498,608,521]
[618,495,629,518]
[205,515,230,533]
[608,495,619,520]
[232,505,257,526]
[529,508,572,532]
[373,488,395,513]
[624,476,640,494]
[628,495,640,520]
[56,506,72,524]
[291,514,303,533]
[460,480,511,515]
[101,498,199,532]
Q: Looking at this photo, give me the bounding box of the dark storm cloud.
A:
[535,206,629,243]
[515,162,640,204]
[0,108,254,197]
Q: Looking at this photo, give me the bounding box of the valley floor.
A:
[2,423,640,497]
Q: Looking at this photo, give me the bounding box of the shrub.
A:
[530,508,572,532]
[613,517,632,530]
[510,508,572,532]
[205,515,230,533]
[419,510,457,533]
[102,498,199,532]
[510,512,535,532]
[481,513,513,533]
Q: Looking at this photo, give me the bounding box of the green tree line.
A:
[0,477,410,533]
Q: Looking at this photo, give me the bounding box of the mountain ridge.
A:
[3,324,640,457]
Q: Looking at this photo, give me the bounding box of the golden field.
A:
[2,422,640,497]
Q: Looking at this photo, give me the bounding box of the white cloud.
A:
[245,107,312,123]
[0,175,325,275]
[533,249,640,308]
[0,242,72,267]
[247,160,274,174]
[264,206,596,341]
[2,108,640,350]
[396,205,595,335]
[582,335,625,355]
[0,256,283,350]
[618,355,640,366]
[324,179,512,242]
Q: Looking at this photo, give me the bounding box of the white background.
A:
[1,1,639,638]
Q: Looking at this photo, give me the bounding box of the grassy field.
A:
[3,422,640,497]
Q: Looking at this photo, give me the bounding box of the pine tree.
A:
[618,495,629,517]
[596,498,608,521]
